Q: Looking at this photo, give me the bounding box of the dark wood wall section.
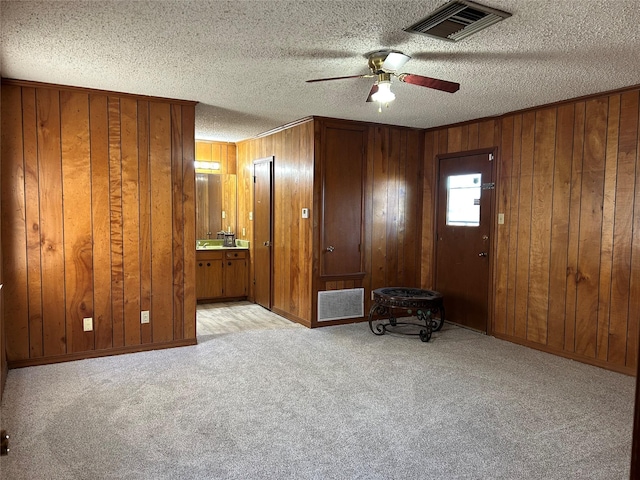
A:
[313,119,424,327]
[422,88,640,375]
[1,80,197,367]
[0,169,5,396]
[237,117,424,328]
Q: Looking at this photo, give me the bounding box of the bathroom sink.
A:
[196,239,249,250]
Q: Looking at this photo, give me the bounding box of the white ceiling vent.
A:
[404,0,511,42]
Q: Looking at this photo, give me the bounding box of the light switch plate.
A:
[302,208,309,219]
[249,212,253,221]
[83,317,93,332]
[498,213,505,225]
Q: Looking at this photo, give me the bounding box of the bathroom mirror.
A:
[195,173,237,239]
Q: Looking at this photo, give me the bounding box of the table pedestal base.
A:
[368,288,445,342]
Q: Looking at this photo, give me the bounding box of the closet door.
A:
[321,124,366,277]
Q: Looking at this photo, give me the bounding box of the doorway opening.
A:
[253,157,274,310]
[434,150,496,333]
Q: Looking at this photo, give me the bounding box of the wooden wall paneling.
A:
[288,126,301,315]
[404,129,423,286]
[362,126,375,309]
[437,129,448,156]
[513,112,535,339]
[625,93,640,369]
[505,115,523,337]
[460,125,469,151]
[574,97,608,358]
[281,128,292,312]
[564,101,587,353]
[526,108,556,344]
[195,141,211,162]
[609,92,639,367]
[1,85,29,360]
[61,91,94,353]
[22,87,44,358]
[479,120,496,148]
[211,142,223,172]
[241,142,255,301]
[385,128,399,286]
[547,104,575,350]
[37,88,66,357]
[90,94,113,350]
[273,131,285,312]
[137,100,153,345]
[108,97,125,348]
[3,80,196,367]
[149,102,174,343]
[226,144,237,174]
[182,105,197,340]
[300,120,313,319]
[121,97,142,346]
[493,115,514,335]
[371,125,389,290]
[596,95,621,362]
[171,105,185,341]
[447,126,462,152]
[421,131,437,288]
[468,123,479,150]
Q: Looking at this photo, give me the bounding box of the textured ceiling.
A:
[2,0,640,142]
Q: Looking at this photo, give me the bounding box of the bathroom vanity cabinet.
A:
[196,249,248,301]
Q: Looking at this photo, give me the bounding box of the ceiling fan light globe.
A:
[371,82,395,103]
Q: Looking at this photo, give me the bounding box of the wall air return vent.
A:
[404,0,511,42]
[317,288,364,322]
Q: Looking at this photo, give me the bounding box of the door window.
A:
[446,173,481,227]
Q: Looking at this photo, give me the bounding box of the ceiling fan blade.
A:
[306,74,369,83]
[398,73,460,93]
[382,52,411,71]
[365,84,379,103]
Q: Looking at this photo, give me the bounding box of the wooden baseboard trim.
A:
[493,333,635,376]
[7,338,197,369]
[271,307,311,328]
[197,296,247,304]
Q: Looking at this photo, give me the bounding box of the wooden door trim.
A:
[433,147,497,335]
[253,156,274,309]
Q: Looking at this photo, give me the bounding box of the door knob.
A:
[478,252,488,257]
[326,245,335,252]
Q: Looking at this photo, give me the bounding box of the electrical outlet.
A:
[83,317,93,332]
[141,310,150,324]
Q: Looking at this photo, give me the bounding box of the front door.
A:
[253,157,273,309]
[435,151,494,332]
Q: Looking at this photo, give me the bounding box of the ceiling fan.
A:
[306,50,460,109]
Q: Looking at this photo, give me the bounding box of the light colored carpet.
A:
[0,303,635,479]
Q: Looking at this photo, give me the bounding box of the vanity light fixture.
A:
[194,161,221,170]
